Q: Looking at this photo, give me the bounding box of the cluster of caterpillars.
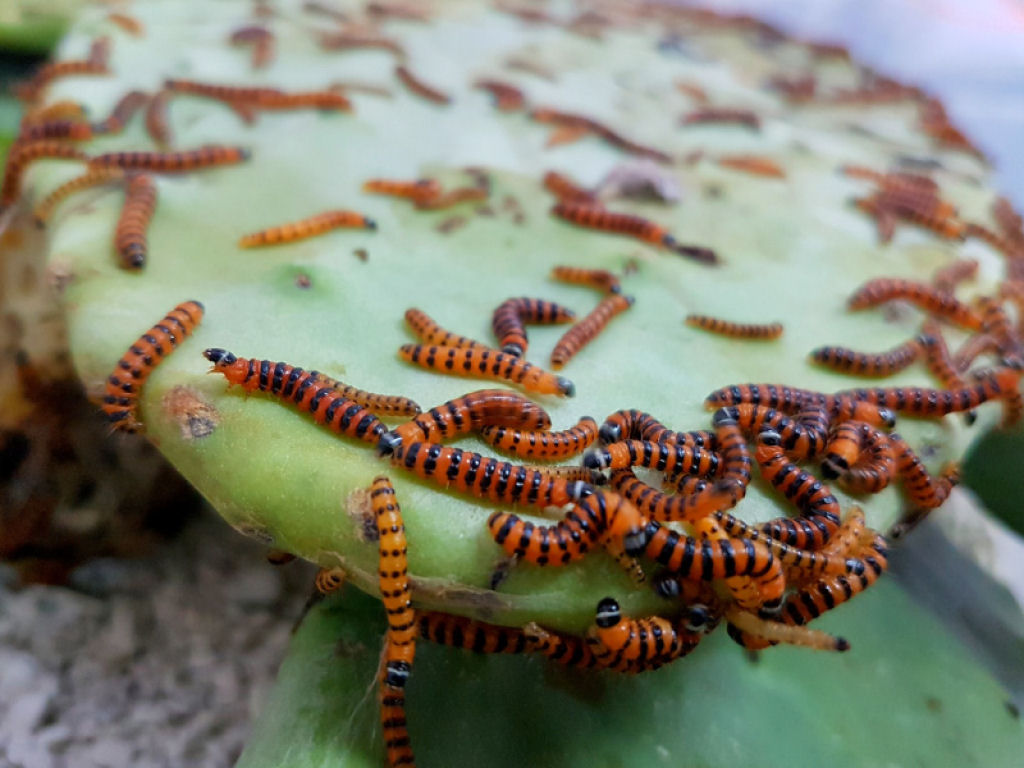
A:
[13,3,1024,767]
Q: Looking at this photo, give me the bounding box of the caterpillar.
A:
[89,146,251,173]
[809,336,926,377]
[102,300,204,432]
[13,38,110,103]
[416,611,530,654]
[395,65,451,105]
[17,119,93,142]
[821,420,867,478]
[754,430,841,533]
[920,323,977,424]
[107,12,144,36]
[487,489,647,568]
[474,79,525,111]
[641,526,786,610]
[145,90,172,146]
[717,155,786,179]
[550,264,621,294]
[549,293,634,370]
[398,344,575,397]
[371,477,417,687]
[364,178,443,205]
[376,389,552,456]
[542,172,599,206]
[238,209,375,247]
[530,107,673,164]
[713,403,830,460]
[583,440,721,478]
[674,80,709,104]
[685,314,783,340]
[847,278,983,330]
[890,433,960,510]
[479,416,598,460]
[1,141,89,208]
[203,350,386,444]
[681,108,760,130]
[932,258,978,294]
[689,516,775,612]
[389,441,590,508]
[114,174,158,269]
[414,186,488,210]
[92,90,148,135]
[725,608,849,652]
[229,25,275,69]
[491,297,575,357]
[703,383,896,428]
[314,567,346,594]
[952,333,1002,373]
[164,79,351,112]
[403,308,488,349]
[313,372,421,418]
[32,167,125,227]
[838,426,896,494]
[586,598,702,673]
[551,202,717,264]
[833,367,1021,419]
[523,623,600,670]
[19,100,87,127]
[318,31,406,57]
[598,409,716,448]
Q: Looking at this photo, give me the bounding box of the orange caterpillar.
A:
[551,202,717,264]
[164,79,351,113]
[717,155,786,179]
[17,119,93,142]
[89,146,251,173]
[395,65,451,105]
[314,567,346,593]
[107,12,144,36]
[114,174,157,269]
[102,300,204,432]
[371,477,417,768]
[833,367,1021,419]
[598,409,716,448]
[33,167,125,227]
[238,209,375,247]
[530,107,672,164]
[755,430,841,537]
[390,441,590,508]
[487,489,647,569]
[376,389,551,456]
[204,349,387,444]
[491,297,575,357]
[583,439,720,477]
[1,140,88,208]
[310,373,420,419]
[542,172,599,205]
[810,336,926,377]
[550,293,634,369]
[681,108,760,130]
[403,308,488,349]
[847,278,983,330]
[836,426,896,494]
[703,383,897,428]
[364,178,443,205]
[414,186,488,210]
[920,324,976,424]
[890,433,960,512]
[318,31,406,57]
[229,25,275,69]
[586,598,702,673]
[416,612,531,654]
[474,79,525,111]
[685,314,782,340]
[551,264,621,294]
[145,90,172,146]
[399,343,575,397]
[713,403,829,461]
[92,90,148,135]
[19,100,87,127]
[480,416,598,460]
[13,38,110,103]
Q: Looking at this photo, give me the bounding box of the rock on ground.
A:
[0,514,315,768]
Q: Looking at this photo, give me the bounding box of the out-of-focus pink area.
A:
[690,0,1024,203]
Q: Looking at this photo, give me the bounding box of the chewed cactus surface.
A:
[10,0,1024,764]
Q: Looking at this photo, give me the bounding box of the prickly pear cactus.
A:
[19,0,1024,765]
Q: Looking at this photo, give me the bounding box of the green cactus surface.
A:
[23,0,1024,764]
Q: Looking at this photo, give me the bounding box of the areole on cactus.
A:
[11,0,1024,765]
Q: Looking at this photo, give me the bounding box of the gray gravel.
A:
[0,514,315,768]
